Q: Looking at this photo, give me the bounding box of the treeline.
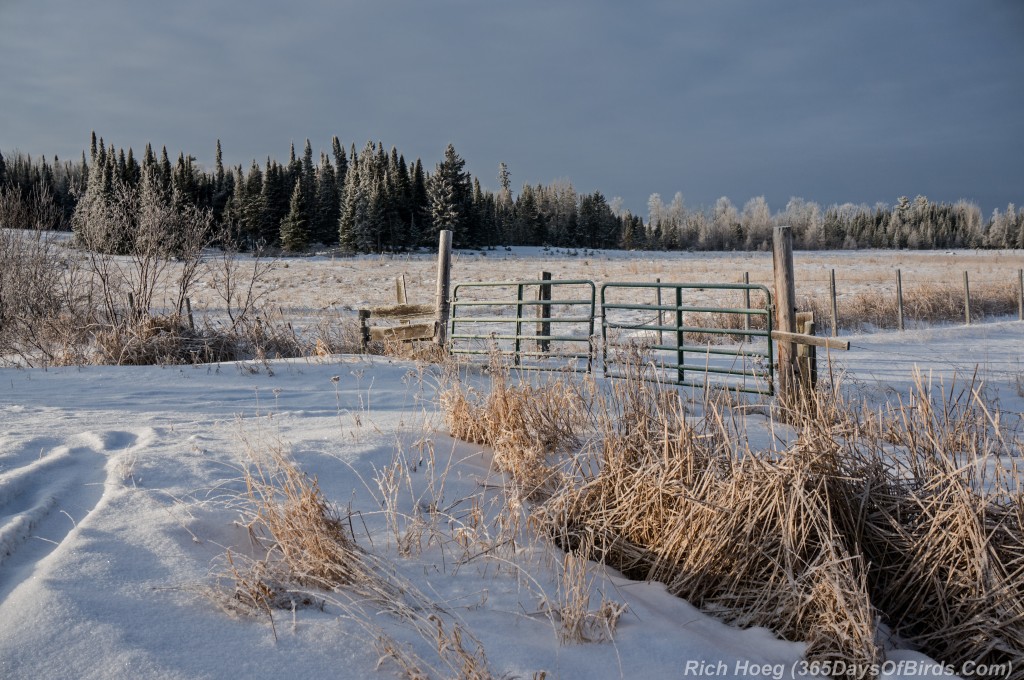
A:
[0,135,635,253]
[1,136,1021,252]
[644,193,1024,251]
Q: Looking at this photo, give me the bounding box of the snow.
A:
[1,315,1021,677]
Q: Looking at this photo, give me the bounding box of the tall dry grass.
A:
[219,436,495,679]
[442,355,1024,676]
[803,280,1020,334]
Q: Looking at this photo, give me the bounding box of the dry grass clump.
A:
[441,357,587,500]
[540,377,881,669]
[443,356,1024,675]
[90,307,368,366]
[830,378,1024,677]
[539,539,628,644]
[238,445,365,590]
[94,315,241,365]
[220,437,496,679]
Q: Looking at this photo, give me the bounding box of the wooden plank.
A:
[370,322,437,343]
[369,303,434,319]
[771,330,850,351]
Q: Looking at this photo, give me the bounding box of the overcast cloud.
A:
[1,1,1021,216]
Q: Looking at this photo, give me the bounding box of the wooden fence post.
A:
[772,226,797,402]
[434,230,452,346]
[896,269,905,331]
[963,271,971,326]
[536,271,551,352]
[358,309,371,351]
[829,268,838,337]
[795,313,817,394]
[1019,269,1023,321]
[395,274,408,304]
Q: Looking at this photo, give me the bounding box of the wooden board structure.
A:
[358,303,437,350]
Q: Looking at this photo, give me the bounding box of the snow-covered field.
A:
[1,247,1022,679]
[176,245,1024,320]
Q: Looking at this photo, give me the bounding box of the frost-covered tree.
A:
[647,193,665,246]
[711,196,740,250]
[429,144,472,244]
[428,172,459,234]
[339,164,367,252]
[741,196,772,250]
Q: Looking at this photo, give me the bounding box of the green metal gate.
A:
[600,282,775,395]
[449,279,596,371]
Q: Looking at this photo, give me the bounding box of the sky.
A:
[1,1,1022,218]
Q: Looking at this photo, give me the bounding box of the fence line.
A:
[735,267,1024,334]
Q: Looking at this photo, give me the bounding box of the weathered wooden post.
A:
[772,226,798,402]
[395,274,408,304]
[358,309,371,351]
[963,271,971,326]
[795,312,817,394]
[536,270,552,352]
[434,230,453,346]
[1018,269,1023,321]
[829,268,838,337]
[896,269,905,331]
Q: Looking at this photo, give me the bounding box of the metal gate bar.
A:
[449,279,596,371]
[600,282,774,395]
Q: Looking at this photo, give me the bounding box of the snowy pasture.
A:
[1,248,1022,679]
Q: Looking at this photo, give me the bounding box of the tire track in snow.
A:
[0,429,150,605]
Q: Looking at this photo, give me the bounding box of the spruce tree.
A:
[214,140,225,190]
[314,153,339,245]
[338,164,361,251]
[301,139,316,211]
[430,144,471,244]
[125,147,140,186]
[331,136,348,192]
[159,147,173,197]
[117,148,127,185]
[428,173,459,235]
[241,160,265,244]
[262,160,290,245]
[280,179,309,252]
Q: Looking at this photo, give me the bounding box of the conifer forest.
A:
[1,133,1021,254]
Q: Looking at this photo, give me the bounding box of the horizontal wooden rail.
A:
[771,330,850,351]
[369,322,438,344]
[368,303,434,319]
